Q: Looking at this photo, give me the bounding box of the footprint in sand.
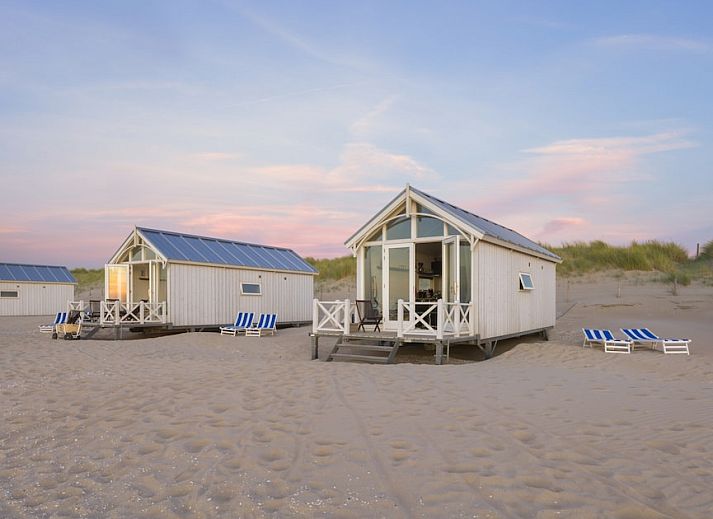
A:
[184,438,211,453]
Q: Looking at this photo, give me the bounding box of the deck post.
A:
[436,299,444,340]
[469,301,475,336]
[343,299,350,334]
[397,299,404,338]
[435,341,444,365]
[312,299,319,333]
[310,334,319,360]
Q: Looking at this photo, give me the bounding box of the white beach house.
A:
[0,263,76,316]
[95,227,316,331]
[312,185,561,364]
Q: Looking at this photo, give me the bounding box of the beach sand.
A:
[1,276,712,518]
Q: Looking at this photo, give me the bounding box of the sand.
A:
[1,276,712,518]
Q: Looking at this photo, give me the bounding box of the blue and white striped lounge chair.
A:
[621,328,690,355]
[39,312,67,335]
[220,312,255,336]
[245,313,277,337]
[582,328,632,354]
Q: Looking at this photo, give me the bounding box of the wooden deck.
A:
[310,329,481,365]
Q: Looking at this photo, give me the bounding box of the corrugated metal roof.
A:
[0,263,76,283]
[411,187,561,261]
[137,228,317,274]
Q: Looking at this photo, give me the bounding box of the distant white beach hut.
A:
[92,227,316,332]
[0,263,76,316]
[312,185,562,364]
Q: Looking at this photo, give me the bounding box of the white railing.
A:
[100,300,167,325]
[67,300,90,314]
[312,299,356,334]
[397,299,474,339]
[311,298,475,339]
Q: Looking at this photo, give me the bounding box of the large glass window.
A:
[106,265,128,302]
[386,217,410,240]
[364,245,382,313]
[459,242,472,302]
[417,216,443,238]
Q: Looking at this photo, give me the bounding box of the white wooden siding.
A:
[0,282,75,316]
[477,241,556,340]
[167,264,314,327]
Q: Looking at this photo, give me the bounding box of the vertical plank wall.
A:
[477,241,556,341]
[168,264,314,327]
[0,282,75,316]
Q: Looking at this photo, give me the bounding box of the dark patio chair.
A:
[356,299,382,333]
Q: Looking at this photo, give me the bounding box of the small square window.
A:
[519,273,534,291]
[241,283,262,295]
[0,290,19,298]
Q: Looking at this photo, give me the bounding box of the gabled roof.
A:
[410,187,561,261]
[345,186,561,262]
[136,228,317,275]
[0,262,76,284]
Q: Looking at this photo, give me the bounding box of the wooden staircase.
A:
[327,335,401,364]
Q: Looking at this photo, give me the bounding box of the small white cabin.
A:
[0,263,76,316]
[312,185,561,362]
[99,227,317,329]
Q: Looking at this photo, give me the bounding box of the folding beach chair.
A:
[356,299,382,332]
[582,328,632,354]
[245,313,277,337]
[621,328,690,355]
[39,312,67,335]
[220,312,255,336]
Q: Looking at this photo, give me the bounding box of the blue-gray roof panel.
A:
[411,188,561,261]
[0,263,76,283]
[137,228,317,274]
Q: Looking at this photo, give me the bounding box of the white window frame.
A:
[519,272,534,291]
[0,289,19,298]
[240,282,262,296]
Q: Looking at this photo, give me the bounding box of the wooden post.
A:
[469,302,475,336]
[454,303,461,338]
[343,299,350,334]
[436,299,444,340]
[435,341,443,365]
[312,298,319,333]
[310,335,319,360]
[397,299,404,338]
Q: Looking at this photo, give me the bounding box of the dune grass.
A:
[71,268,104,290]
[545,240,690,276]
[305,256,356,281]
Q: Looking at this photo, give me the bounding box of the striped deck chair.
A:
[582,328,632,354]
[621,328,690,355]
[220,312,255,336]
[39,312,67,336]
[245,313,277,337]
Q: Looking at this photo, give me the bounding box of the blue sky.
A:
[1,0,712,266]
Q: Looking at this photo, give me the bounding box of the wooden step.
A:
[339,343,394,351]
[330,353,390,363]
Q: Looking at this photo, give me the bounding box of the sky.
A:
[1,0,712,267]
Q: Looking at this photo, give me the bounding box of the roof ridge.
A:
[0,262,71,269]
[137,227,301,254]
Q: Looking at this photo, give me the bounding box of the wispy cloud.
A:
[593,34,710,53]
[185,152,241,162]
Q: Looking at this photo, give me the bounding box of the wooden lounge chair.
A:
[245,313,277,337]
[220,312,254,336]
[621,328,690,355]
[39,312,67,335]
[582,328,632,354]
[356,299,382,333]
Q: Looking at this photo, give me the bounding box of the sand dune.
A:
[1,279,712,518]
